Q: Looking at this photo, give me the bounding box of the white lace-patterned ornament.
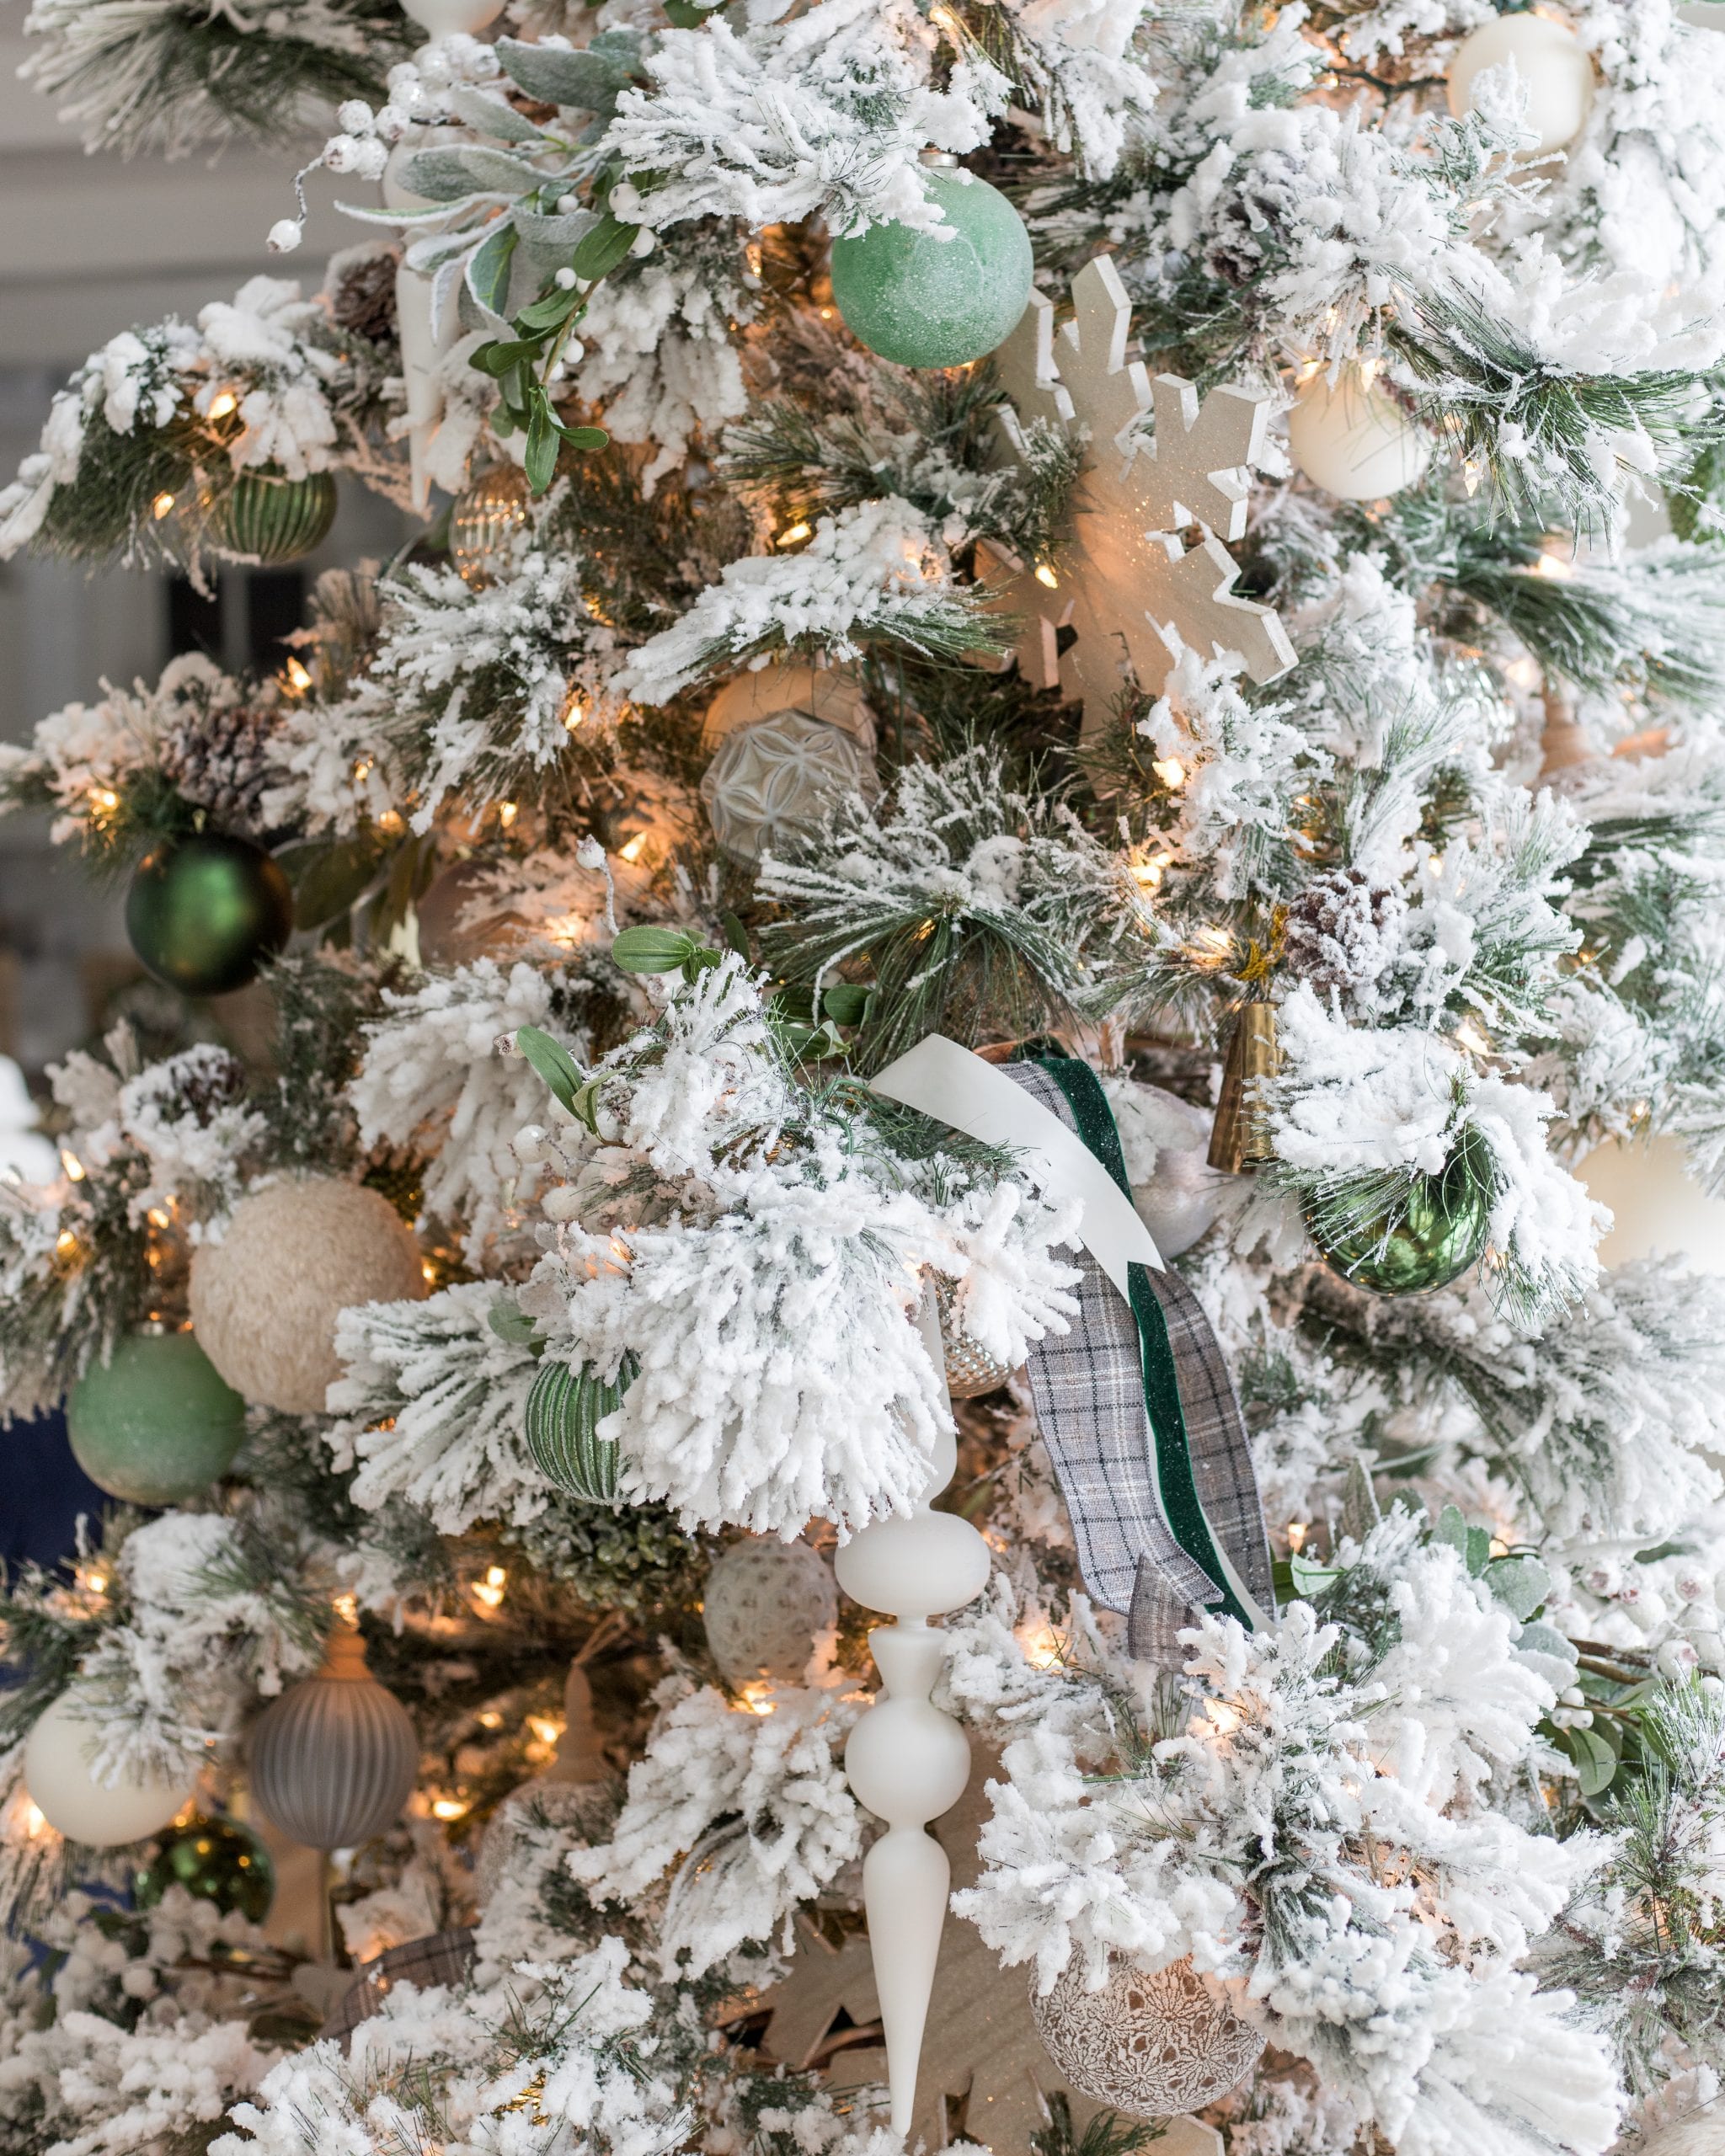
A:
[701,707,878,861]
[1031,1951,1266,2117]
[981,258,1294,737]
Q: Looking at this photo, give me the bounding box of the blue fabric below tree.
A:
[0,1407,107,1572]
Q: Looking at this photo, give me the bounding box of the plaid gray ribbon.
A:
[1005,1062,1274,1666]
[319,1925,477,2047]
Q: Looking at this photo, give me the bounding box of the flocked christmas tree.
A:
[6,0,1725,2149]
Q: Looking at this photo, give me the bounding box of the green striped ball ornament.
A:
[525,1355,636,1502]
[215,468,338,563]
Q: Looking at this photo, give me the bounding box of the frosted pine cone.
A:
[1282,867,1404,997]
[328,246,399,344]
[160,693,282,835]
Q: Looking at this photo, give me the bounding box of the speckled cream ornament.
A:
[702,1537,838,1687]
[1287,371,1430,502]
[830,166,1033,371]
[450,462,531,589]
[67,1329,247,1504]
[933,1275,1014,1400]
[189,1177,426,1414]
[24,1692,195,1847]
[700,709,879,862]
[1446,11,1593,157]
[1030,1952,1265,2117]
[248,1619,419,1851]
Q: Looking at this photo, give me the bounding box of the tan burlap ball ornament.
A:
[1030,1951,1264,2117]
[703,1538,837,1687]
[190,1177,426,1413]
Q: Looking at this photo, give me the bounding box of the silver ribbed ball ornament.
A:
[934,1275,1014,1400]
[451,462,531,589]
[702,1538,837,1688]
[1030,1951,1265,2117]
[248,1621,418,1851]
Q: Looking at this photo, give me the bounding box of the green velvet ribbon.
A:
[1036,1056,1252,1628]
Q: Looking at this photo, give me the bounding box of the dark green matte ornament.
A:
[1306,1154,1492,1296]
[126,833,293,995]
[829,166,1033,370]
[67,1330,248,1503]
[133,1810,275,1923]
[214,468,338,564]
[525,1354,637,1502]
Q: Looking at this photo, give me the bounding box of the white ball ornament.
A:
[24,1693,195,1847]
[1446,12,1594,158]
[1288,371,1431,502]
[400,0,503,33]
[1030,1951,1266,2117]
[703,1538,839,1687]
[189,1177,427,1415]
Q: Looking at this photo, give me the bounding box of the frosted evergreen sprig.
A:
[759,746,1135,1073]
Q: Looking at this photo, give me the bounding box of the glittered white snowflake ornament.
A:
[981,258,1294,737]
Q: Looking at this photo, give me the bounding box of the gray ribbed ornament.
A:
[248,1621,418,1851]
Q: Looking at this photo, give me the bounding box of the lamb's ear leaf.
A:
[516,1024,584,1110]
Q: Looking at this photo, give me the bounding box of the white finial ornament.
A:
[983,257,1294,737]
[834,1294,992,2138]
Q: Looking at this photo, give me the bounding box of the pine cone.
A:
[329,248,399,344]
[1281,867,1405,995]
[159,696,281,835]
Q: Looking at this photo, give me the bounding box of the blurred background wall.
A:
[0,31,409,1080]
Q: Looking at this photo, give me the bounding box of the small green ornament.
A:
[214,468,338,564]
[133,1810,275,1924]
[67,1331,248,1504]
[525,1354,637,1502]
[1306,1153,1491,1296]
[126,833,294,996]
[829,166,1033,371]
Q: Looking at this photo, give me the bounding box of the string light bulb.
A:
[470,1564,508,1611]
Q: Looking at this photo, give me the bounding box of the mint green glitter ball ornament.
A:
[67,1331,247,1504]
[829,167,1033,371]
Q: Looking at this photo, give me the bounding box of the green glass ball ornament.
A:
[126,833,294,996]
[133,1810,275,1923]
[67,1330,248,1504]
[829,166,1033,371]
[214,468,338,564]
[1306,1160,1492,1296]
[525,1354,638,1502]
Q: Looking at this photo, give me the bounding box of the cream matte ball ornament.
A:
[189,1177,427,1414]
[1446,12,1594,158]
[1288,371,1431,502]
[24,1692,195,1847]
[248,1619,419,1851]
[1030,1951,1266,2118]
[703,1538,839,1687]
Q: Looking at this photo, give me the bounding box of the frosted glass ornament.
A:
[1580,1134,1725,1273]
[830,168,1033,371]
[1031,1952,1265,2117]
[189,1177,426,1415]
[24,1693,195,1847]
[703,1538,838,1686]
[1446,13,1593,157]
[248,1620,419,1851]
[700,709,879,862]
[1288,372,1430,502]
[67,1330,246,1505]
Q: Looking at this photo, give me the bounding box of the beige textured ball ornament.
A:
[1030,1951,1265,2117]
[190,1177,426,1413]
[703,1537,838,1687]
